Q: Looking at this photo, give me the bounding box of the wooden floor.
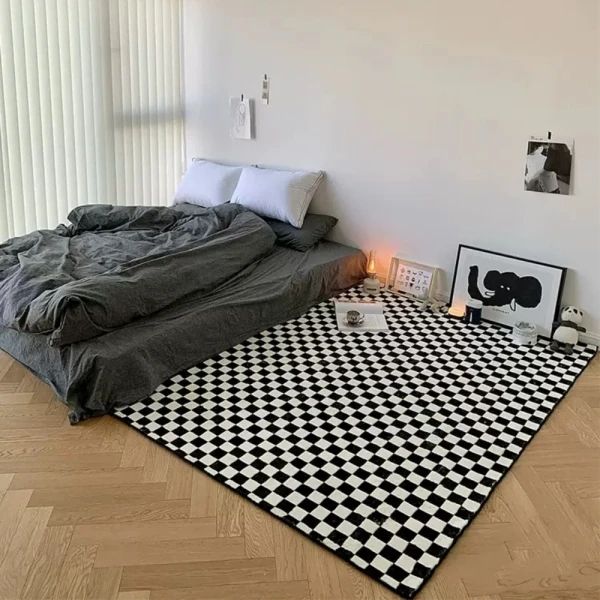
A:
[0,351,598,600]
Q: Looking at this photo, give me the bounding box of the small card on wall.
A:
[229,96,253,140]
[261,75,270,105]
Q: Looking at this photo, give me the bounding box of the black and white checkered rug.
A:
[114,288,596,598]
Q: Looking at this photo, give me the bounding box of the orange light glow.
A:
[448,306,465,318]
[367,250,377,276]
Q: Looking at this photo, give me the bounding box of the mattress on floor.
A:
[0,241,365,419]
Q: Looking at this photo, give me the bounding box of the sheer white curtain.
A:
[0,0,184,240]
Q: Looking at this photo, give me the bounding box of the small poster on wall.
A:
[524,137,573,195]
[229,96,253,140]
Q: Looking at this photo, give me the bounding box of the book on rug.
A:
[334,300,389,332]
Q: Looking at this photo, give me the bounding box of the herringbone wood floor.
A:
[0,350,598,600]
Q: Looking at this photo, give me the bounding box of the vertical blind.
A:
[0,0,184,240]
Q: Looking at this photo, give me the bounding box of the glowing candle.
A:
[367,250,377,277]
[448,306,465,319]
[363,250,381,296]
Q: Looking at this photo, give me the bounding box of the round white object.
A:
[512,322,537,346]
[363,277,381,296]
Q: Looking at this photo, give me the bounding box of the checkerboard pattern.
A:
[114,289,596,598]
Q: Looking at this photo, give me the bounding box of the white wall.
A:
[183,0,600,338]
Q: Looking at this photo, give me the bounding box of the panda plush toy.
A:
[551,306,586,355]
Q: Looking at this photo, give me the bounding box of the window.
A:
[0,0,184,239]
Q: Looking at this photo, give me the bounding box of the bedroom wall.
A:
[182,0,600,339]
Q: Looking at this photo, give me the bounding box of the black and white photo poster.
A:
[524,137,573,194]
[450,246,566,337]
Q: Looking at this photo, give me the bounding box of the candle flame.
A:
[367,250,376,276]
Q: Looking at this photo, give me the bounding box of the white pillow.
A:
[231,166,324,228]
[173,160,243,207]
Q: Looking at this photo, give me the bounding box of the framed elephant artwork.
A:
[449,245,566,338]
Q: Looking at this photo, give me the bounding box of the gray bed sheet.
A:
[0,241,365,421]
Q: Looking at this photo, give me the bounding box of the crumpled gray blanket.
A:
[0,203,275,346]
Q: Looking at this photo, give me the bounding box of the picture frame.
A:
[386,257,439,301]
[449,245,566,339]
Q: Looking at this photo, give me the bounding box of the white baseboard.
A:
[427,288,600,348]
[580,331,600,347]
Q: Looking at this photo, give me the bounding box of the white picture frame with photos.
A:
[386,257,439,301]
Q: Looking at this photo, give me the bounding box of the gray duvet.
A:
[0,203,275,346]
[0,204,365,423]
